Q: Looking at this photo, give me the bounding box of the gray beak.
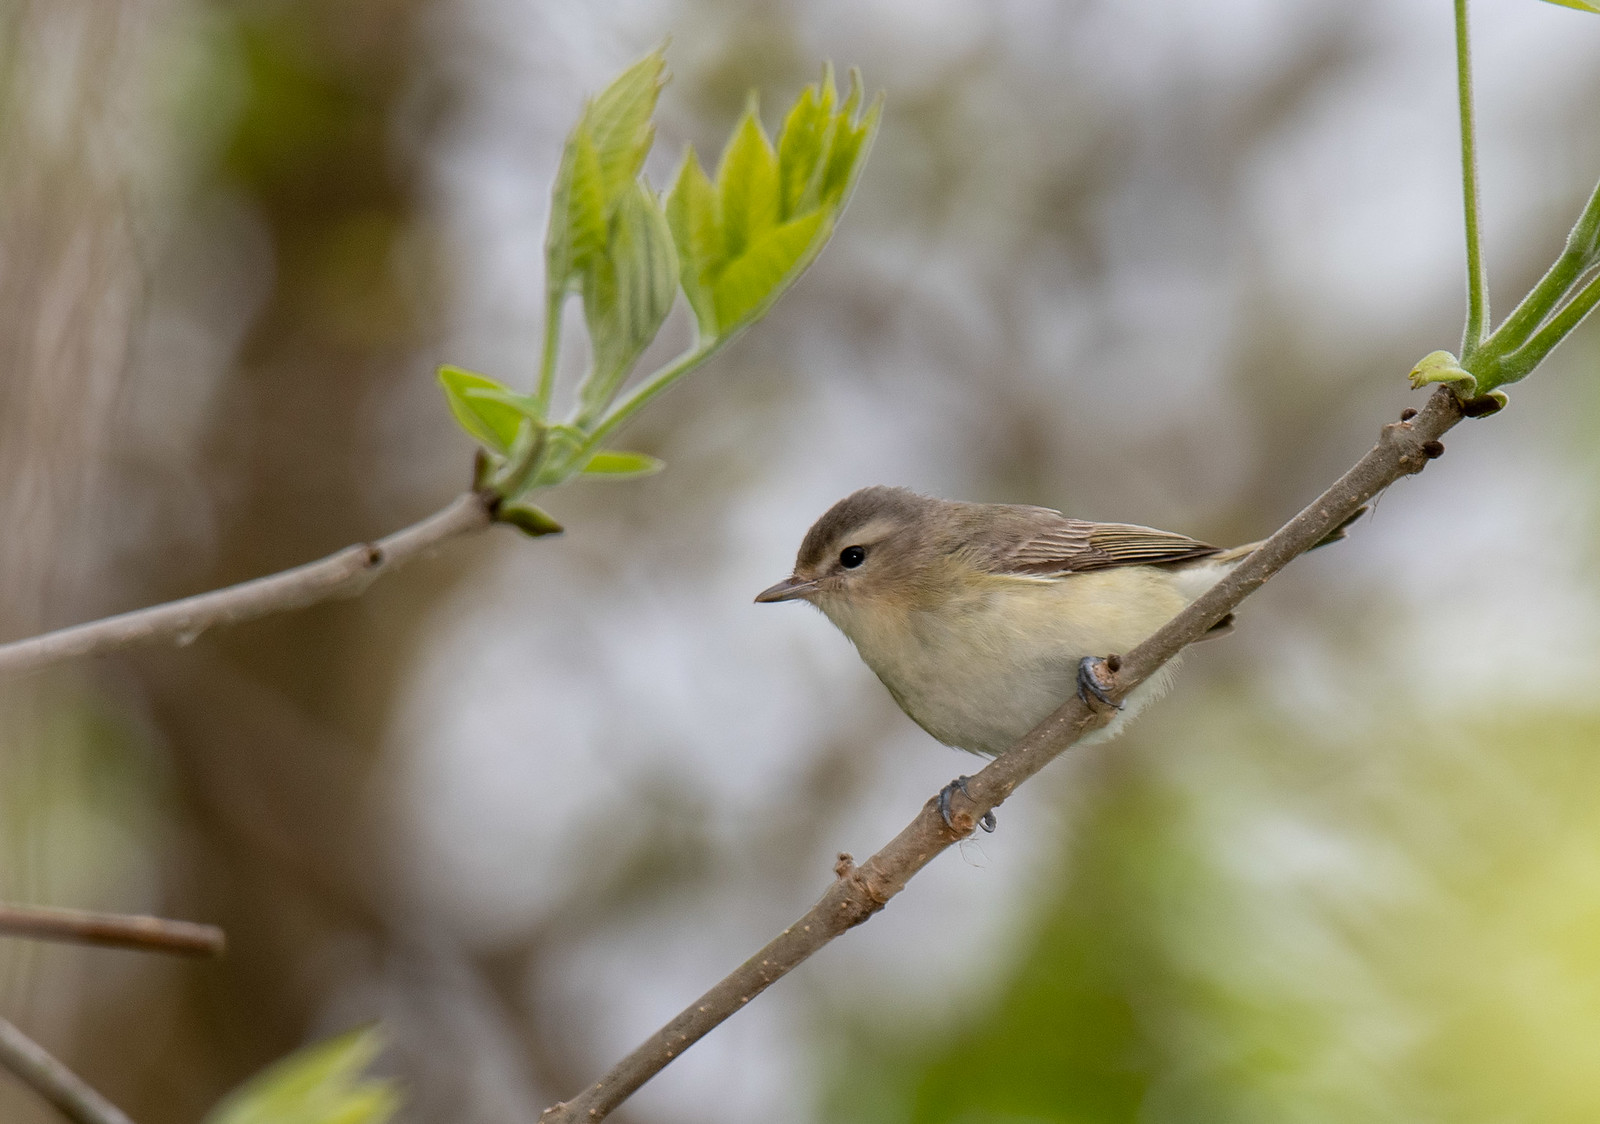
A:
[754,576,818,603]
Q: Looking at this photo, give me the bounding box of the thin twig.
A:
[0,903,224,958]
[539,387,1465,1124]
[0,1016,136,1124]
[0,492,494,679]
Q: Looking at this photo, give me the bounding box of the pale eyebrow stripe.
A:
[841,517,901,545]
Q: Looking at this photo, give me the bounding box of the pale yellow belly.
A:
[827,567,1208,756]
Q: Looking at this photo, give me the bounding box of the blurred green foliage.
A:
[0,689,165,920]
[827,704,1600,1123]
[205,1027,398,1124]
[223,18,364,192]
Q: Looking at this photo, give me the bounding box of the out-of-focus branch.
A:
[0,903,224,958]
[0,1016,136,1124]
[539,387,1467,1124]
[0,491,494,679]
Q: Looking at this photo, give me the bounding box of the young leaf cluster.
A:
[666,66,878,343]
[1411,0,1600,404]
[436,50,879,534]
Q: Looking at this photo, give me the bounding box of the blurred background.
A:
[3,0,1600,1121]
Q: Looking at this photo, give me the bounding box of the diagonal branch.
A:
[0,1016,136,1124]
[0,903,224,958]
[539,386,1466,1124]
[0,491,494,679]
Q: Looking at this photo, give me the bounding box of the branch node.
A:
[363,544,385,567]
[1422,440,1445,459]
[1400,407,1418,421]
[1460,393,1505,418]
[833,852,856,879]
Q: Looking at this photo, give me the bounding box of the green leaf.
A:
[204,1027,398,1124]
[716,101,781,261]
[438,366,539,453]
[818,70,881,208]
[546,125,608,301]
[698,66,879,337]
[585,49,668,195]
[497,500,565,536]
[579,181,679,417]
[776,69,835,217]
[712,210,829,332]
[543,49,668,342]
[1537,0,1600,12]
[580,449,665,478]
[665,146,723,339]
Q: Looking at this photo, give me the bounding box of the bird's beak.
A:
[754,575,818,603]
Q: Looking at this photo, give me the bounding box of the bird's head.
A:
[755,486,956,630]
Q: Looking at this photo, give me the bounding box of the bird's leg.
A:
[937,775,997,833]
[1076,655,1123,709]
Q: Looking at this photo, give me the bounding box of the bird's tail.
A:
[1209,505,1368,565]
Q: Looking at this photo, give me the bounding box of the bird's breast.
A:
[822,568,1194,756]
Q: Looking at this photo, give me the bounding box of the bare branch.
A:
[0,492,494,679]
[540,387,1466,1124]
[0,1016,136,1124]
[0,903,224,958]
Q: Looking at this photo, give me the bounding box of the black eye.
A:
[839,545,866,569]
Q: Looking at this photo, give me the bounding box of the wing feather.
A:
[983,510,1220,576]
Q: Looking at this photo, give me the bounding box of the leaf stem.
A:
[535,291,564,415]
[1455,0,1490,359]
[1464,174,1600,390]
[1473,249,1588,377]
[1569,172,1600,269]
[495,419,550,500]
[1494,270,1600,381]
[581,339,723,456]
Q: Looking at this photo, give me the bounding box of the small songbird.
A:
[756,486,1354,829]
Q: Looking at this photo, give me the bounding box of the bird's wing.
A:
[988,511,1221,576]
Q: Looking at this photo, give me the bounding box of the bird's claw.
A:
[1076,656,1122,710]
[937,775,997,833]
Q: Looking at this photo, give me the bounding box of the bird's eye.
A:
[839,545,867,569]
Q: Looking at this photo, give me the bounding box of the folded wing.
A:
[983,509,1221,576]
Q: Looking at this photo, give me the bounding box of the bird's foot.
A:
[1076,655,1123,710]
[937,775,997,833]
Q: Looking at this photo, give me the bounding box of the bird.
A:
[755,485,1357,830]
